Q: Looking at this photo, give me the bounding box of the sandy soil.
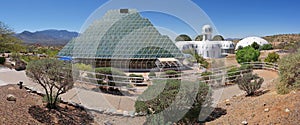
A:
[206,79,300,125]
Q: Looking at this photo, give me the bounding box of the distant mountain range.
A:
[16,30,79,46]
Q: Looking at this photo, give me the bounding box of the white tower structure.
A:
[202,25,213,41]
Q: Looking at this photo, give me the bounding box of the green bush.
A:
[73,63,93,81]
[148,72,156,78]
[135,79,211,124]
[0,57,5,64]
[251,42,260,50]
[227,67,240,82]
[95,67,126,86]
[239,64,253,73]
[165,70,180,78]
[74,63,93,71]
[259,44,273,50]
[277,50,300,94]
[236,46,260,63]
[264,52,280,63]
[237,73,264,96]
[201,71,212,81]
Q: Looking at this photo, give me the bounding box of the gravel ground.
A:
[0,85,42,124]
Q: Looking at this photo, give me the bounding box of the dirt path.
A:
[212,70,279,103]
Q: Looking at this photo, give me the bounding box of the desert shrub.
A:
[26,59,73,109]
[165,70,180,78]
[0,57,5,64]
[259,44,273,50]
[201,71,212,81]
[264,52,280,63]
[129,74,144,83]
[239,64,253,71]
[236,46,260,63]
[135,79,211,124]
[74,63,93,71]
[227,67,240,82]
[95,67,126,86]
[73,63,93,80]
[277,50,300,94]
[148,72,156,78]
[276,81,291,95]
[237,73,264,96]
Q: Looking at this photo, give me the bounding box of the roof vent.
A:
[120,9,129,13]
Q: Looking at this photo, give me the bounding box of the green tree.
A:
[251,42,260,50]
[236,46,260,63]
[0,57,5,64]
[0,21,25,53]
[237,73,264,96]
[264,52,280,63]
[195,35,203,41]
[0,21,13,35]
[175,34,192,41]
[26,59,74,109]
[259,44,273,50]
[212,35,224,41]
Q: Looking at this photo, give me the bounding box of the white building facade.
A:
[175,25,235,59]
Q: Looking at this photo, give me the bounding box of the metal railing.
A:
[75,62,279,90]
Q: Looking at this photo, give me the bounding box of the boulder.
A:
[6,94,16,101]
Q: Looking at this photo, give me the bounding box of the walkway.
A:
[0,68,136,113]
[0,67,279,115]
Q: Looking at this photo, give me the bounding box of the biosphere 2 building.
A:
[58,9,185,72]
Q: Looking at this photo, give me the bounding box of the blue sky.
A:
[0,0,299,38]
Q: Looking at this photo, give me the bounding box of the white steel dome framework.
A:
[235,37,269,50]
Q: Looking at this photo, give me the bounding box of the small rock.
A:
[264,108,270,112]
[8,87,15,90]
[242,120,248,125]
[123,111,129,117]
[225,99,230,106]
[285,108,290,113]
[116,110,123,116]
[104,120,113,125]
[6,94,16,101]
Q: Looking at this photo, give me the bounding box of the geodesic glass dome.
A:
[58,9,184,71]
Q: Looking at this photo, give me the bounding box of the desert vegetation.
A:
[277,49,300,94]
[26,59,73,109]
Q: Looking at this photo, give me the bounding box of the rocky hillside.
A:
[16,30,79,46]
[263,34,300,43]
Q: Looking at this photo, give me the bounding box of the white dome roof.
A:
[220,41,235,49]
[235,37,269,50]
